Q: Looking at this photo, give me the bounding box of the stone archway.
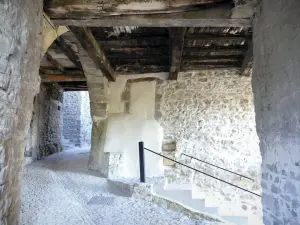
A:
[42,13,68,57]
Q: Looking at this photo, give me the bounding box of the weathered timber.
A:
[97,37,169,48]
[185,33,251,41]
[52,18,251,28]
[182,65,241,71]
[41,74,86,82]
[240,40,253,76]
[182,55,243,62]
[39,68,84,75]
[184,45,247,53]
[46,1,233,18]
[168,27,187,80]
[111,58,169,67]
[105,48,169,58]
[48,4,251,27]
[58,81,88,91]
[108,55,169,60]
[115,64,169,74]
[69,26,116,81]
[181,61,242,70]
[92,27,168,40]
[54,36,83,70]
[44,52,65,72]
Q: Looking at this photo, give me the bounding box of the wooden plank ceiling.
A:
[41,0,254,91]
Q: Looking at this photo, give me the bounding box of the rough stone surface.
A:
[24,84,63,165]
[38,84,62,157]
[21,147,217,225]
[156,69,262,218]
[62,91,92,147]
[101,153,124,178]
[80,91,92,145]
[253,0,300,224]
[62,91,81,146]
[0,0,42,224]
[77,44,109,172]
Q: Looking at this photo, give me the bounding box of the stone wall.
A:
[24,83,63,164]
[0,0,43,224]
[62,92,81,147]
[156,69,262,219]
[62,91,92,147]
[253,0,300,224]
[80,91,92,146]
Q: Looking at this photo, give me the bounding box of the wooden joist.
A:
[69,26,116,81]
[184,45,247,53]
[168,27,187,80]
[54,36,83,70]
[185,34,251,41]
[41,74,86,82]
[182,61,242,71]
[115,64,169,74]
[44,52,65,73]
[39,68,84,75]
[182,55,243,62]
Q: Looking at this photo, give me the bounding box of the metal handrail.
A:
[181,153,254,181]
[138,142,261,197]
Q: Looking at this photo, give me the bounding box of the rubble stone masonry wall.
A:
[24,84,63,164]
[0,0,43,224]
[156,69,262,218]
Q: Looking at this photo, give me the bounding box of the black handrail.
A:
[181,153,254,181]
[138,142,261,197]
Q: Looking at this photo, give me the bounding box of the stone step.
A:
[162,183,253,225]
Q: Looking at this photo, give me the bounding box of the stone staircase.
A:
[154,182,263,225]
[107,178,225,224]
[108,177,263,225]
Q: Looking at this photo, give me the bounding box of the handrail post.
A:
[139,141,146,183]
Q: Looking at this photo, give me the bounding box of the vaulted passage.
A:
[1,1,300,225]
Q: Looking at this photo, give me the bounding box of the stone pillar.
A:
[88,78,108,172]
[253,1,300,224]
[77,48,109,173]
[0,0,43,224]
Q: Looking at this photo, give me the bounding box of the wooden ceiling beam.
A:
[184,45,247,53]
[41,74,86,82]
[182,55,243,62]
[69,26,116,81]
[168,27,187,80]
[115,65,169,74]
[44,52,65,73]
[39,68,84,75]
[47,3,251,27]
[185,34,251,41]
[54,36,83,70]
[52,18,251,28]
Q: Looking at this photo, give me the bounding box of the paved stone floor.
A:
[21,147,218,225]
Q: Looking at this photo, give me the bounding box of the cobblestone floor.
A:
[21,147,219,225]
